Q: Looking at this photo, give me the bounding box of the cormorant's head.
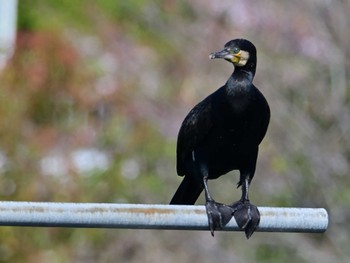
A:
[209,39,256,67]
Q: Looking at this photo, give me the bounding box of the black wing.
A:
[254,87,270,145]
[176,95,214,176]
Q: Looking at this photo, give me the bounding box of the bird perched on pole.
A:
[170,39,270,238]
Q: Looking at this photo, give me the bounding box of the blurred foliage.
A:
[0,0,349,262]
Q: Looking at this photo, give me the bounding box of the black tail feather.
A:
[170,176,203,205]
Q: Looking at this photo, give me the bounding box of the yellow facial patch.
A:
[231,50,250,66]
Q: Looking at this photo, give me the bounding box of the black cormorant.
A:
[170,39,270,238]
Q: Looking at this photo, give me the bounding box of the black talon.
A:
[230,175,261,238]
[231,200,260,239]
[206,200,234,236]
[203,175,234,236]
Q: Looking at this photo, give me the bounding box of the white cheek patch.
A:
[236,51,250,66]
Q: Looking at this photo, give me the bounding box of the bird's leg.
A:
[203,176,234,236]
[230,176,260,239]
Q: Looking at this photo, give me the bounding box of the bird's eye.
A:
[233,48,240,54]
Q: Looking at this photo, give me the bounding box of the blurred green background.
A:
[0,0,349,262]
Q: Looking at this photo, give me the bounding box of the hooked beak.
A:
[209,48,233,60]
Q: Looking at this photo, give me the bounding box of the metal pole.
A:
[0,201,328,233]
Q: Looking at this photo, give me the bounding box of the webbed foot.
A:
[230,200,260,239]
[205,200,234,236]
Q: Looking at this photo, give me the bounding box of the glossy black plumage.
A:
[170,39,270,238]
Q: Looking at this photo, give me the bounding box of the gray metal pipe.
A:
[0,202,328,233]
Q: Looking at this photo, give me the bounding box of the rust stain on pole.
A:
[0,202,328,233]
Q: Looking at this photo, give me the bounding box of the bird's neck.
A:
[225,69,254,95]
[233,68,254,81]
[232,57,256,81]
